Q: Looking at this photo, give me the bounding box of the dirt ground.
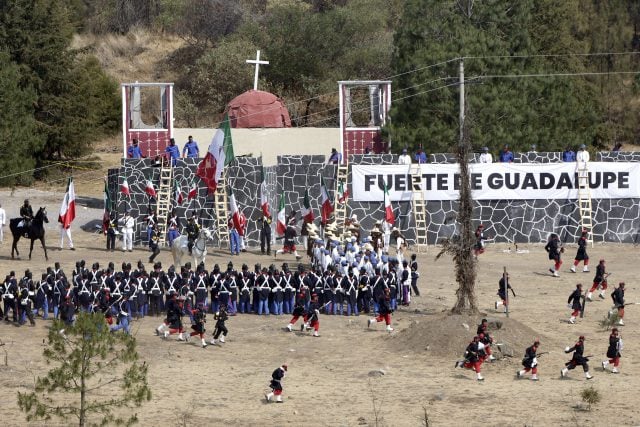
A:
[0,191,639,426]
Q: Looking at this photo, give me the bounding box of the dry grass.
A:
[72,29,185,83]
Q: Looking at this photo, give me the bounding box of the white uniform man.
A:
[479,147,493,163]
[121,211,135,252]
[576,144,590,167]
[0,203,5,243]
[398,148,412,165]
[59,223,75,250]
[382,220,391,253]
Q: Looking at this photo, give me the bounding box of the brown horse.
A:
[9,207,49,260]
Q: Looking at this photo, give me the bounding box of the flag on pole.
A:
[120,178,130,196]
[187,180,198,200]
[384,183,395,224]
[320,176,333,224]
[58,177,76,228]
[229,187,242,230]
[103,180,112,212]
[174,180,184,205]
[301,188,314,222]
[196,114,235,193]
[337,179,349,204]
[276,193,286,236]
[145,180,157,198]
[259,164,270,217]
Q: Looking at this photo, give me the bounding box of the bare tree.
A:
[436,108,478,314]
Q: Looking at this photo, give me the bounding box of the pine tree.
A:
[17,312,151,427]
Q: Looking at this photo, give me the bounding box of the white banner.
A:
[352,162,640,201]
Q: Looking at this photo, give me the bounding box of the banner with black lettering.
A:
[352,162,640,201]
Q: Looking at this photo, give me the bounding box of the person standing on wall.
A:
[398,148,412,165]
[165,138,180,166]
[479,147,493,163]
[182,135,199,159]
[127,139,145,159]
[499,145,514,163]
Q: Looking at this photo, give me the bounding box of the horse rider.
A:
[186,215,200,255]
[19,199,34,236]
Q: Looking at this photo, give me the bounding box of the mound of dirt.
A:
[389,312,561,359]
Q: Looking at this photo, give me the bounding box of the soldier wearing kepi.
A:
[544,233,563,277]
[190,303,208,348]
[455,335,486,381]
[567,283,583,324]
[210,303,229,345]
[265,364,287,403]
[586,259,608,301]
[570,230,590,273]
[517,339,541,381]
[495,273,515,313]
[477,319,496,361]
[610,282,626,326]
[561,335,593,380]
[602,327,623,374]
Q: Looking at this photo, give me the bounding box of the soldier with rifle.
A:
[495,273,516,313]
[210,303,229,345]
[610,282,626,326]
[517,339,544,381]
[586,259,609,301]
[567,283,583,324]
[455,335,486,381]
[561,335,593,380]
[602,327,623,374]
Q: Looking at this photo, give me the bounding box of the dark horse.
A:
[10,207,49,260]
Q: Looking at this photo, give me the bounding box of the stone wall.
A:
[108,152,640,246]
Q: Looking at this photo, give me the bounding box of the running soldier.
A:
[265,364,287,403]
[517,339,541,381]
[190,303,208,348]
[602,328,622,374]
[367,286,394,333]
[474,224,487,257]
[610,282,625,326]
[570,230,590,273]
[477,319,496,361]
[544,233,563,277]
[561,335,593,379]
[495,273,515,313]
[302,293,321,337]
[455,335,486,381]
[210,304,229,345]
[586,259,608,301]
[567,283,583,324]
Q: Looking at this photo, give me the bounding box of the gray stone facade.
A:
[108,151,640,246]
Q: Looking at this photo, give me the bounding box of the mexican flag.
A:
[187,180,198,200]
[145,180,157,198]
[175,181,184,205]
[259,164,269,217]
[103,180,112,212]
[384,183,395,224]
[337,179,349,204]
[320,176,333,224]
[196,114,235,193]
[276,193,286,236]
[229,187,242,231]
[58,177,76,229]
[301,188,314,223]
[120,178,130,196]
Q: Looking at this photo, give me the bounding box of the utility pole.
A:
[459,59,465,143]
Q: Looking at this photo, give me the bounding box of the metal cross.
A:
[246,50,269,91]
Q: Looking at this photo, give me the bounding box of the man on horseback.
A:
[19,199,33,237]
[186,214,200,255]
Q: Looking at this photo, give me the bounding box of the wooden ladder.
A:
[333,160,349,236]
[409,163,428,252]
[156,164,173,247]
[214,171,230,248]
[576,163,594,247]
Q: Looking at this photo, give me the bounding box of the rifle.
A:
[596,272,612,290]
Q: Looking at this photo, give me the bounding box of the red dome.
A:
[227,90,291,128]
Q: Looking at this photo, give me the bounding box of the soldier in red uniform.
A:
[561,335,593,380]
[602,328,622,374]
[570,230,590,273]
[265,364,288,403]
[455,335,486,381]
[517,339,541,381]
[586,259,607,301]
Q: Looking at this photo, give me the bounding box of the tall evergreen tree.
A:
[389,0,602,154]
[0,51,43,186]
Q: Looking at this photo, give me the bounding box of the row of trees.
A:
[0,0,119,186]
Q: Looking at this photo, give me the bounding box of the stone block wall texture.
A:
[108,152,640,246]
